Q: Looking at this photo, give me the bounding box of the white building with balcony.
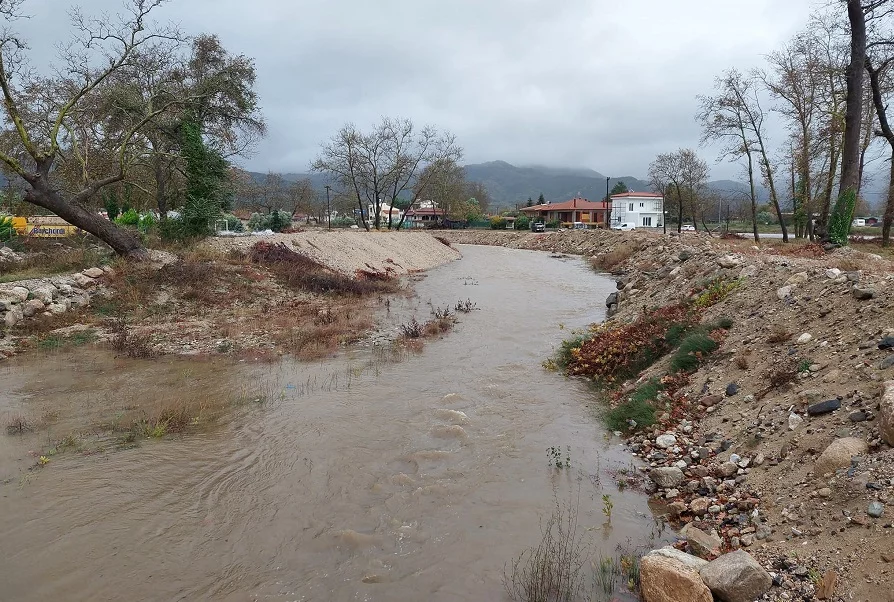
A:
[610,192,664,228]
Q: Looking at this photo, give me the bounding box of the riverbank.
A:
[0,231,461,360]
[439,229,894,601]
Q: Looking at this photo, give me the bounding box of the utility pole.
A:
[325,185,331,231]
[605,176,612,227]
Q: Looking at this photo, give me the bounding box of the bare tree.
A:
[866,43,894,245]
[0,0,186,258]
[648,149,708,232]
[311,117,461,230]
[697,69,761,241]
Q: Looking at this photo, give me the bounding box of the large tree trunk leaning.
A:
[867,57,894,247]
[26,178,147,259]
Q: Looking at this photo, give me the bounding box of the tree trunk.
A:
[747,152,760,242]
[883,152,894,246]
[839,0,866,197]
[154,152,168,219]
[758,145,789,242]
[674,182,683,232]
[26,178,147,259]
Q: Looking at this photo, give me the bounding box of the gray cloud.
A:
[17,0,817,179]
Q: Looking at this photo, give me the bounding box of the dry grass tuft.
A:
[6,415,34,435]
[766,327,792,344]
[735,354,750,370]
[504,501,587,602]
[591,241,637,272]
[111,316,157,359]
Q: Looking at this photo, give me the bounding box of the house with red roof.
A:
[405,206,447,228]
[519,197,609,226]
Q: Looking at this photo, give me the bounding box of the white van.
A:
[612,222,636,231]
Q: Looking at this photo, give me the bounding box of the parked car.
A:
[612,222,636,231]
[531,222,546,232]
[681,224,696,231]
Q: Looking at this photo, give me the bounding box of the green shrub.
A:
[248,210,292,232]
[669,333,719,373]
[138,212,156,233]
[0,216,15,242]
[490,216,507,230]
[220,214,244,232]
[514,215,530,230]
[694,277,742,308]
[330,216,357,228]
[115,208,140,227]
[554,333,590,370]
[545,219,561,229]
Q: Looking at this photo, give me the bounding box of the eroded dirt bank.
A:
[0,232,460,359]
[440,229,894,602]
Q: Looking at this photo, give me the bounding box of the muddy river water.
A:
[0,245,663,601]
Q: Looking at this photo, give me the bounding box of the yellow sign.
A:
[8,217,81,238]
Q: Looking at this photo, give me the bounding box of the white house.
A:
[367,202,403,222]
[610,192,664,228]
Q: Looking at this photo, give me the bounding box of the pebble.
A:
[788,413,804,430]
[868,502,885,518]
[807,399,841,416]
[797,333,813,344]
[849,410,868,422]
[655,434,677,449]
[726,382,739,396]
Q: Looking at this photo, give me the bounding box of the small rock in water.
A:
[807,399,841,416]
[868,502,885,518]
[725,382,738,397]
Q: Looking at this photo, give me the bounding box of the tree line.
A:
[650,0,894,246]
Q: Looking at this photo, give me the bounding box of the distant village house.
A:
[610,192,664,228]
[519,197,609,226]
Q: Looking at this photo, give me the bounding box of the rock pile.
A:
[641,547,772,602]
[0,266,109,329]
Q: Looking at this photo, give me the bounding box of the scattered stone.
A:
[717,256,740,269]
[777,286,793,300]
[825,268,842,279]
[739,265,757,278]
[656,434,678,449]
[699,550,772,602]
[880,336,894,350]
[689,497,711,516]
[848,410,868,422]
[83,267,105,278]
[852,285,875,300]
[868,501,885,518]
[785,272,809,286]
[684,525,722,558]
[701,394,723,408]
[788,413,804,431]
[667,501,687,516]
[815,570,838,600]
[718,462,738,478]
[880,356,894,370]
[817,487,832,498]
[640,553,713,602]
[650,467,685,488]
[807,399,841,416]
[605,292,618,307]
[752,453,765,466]
[47,303,67,315]
[881,381,894,446]
[814,438,869,476]
[72,273,94,288]
[796,333,813,344]
[725,383,738,396]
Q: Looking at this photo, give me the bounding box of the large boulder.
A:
[650,467,685,488]
[640,553,713,602]
[699,550,772,602]
[4,308,23,327]
[881,381,894,447]
[9,286,28,302]
[21,299,45,317]
[30,284,58,304]
[814,437,868,476]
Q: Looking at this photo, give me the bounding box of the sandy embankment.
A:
[207,230,462,275]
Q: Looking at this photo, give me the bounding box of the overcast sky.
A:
[19,0,820,180]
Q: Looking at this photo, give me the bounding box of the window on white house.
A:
[629,203,634,211]
[640,202,644,208]
[643,217,652,227]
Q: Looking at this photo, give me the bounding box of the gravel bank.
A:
[206,230,461,275]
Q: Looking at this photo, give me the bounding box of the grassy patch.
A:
[36,329,97,351]
[693,277,742,309]
[0,241,109,282]
[591,241,637,272]
[669,332,720,373]
[604,379,662,432]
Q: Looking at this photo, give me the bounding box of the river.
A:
[0,244,662,601]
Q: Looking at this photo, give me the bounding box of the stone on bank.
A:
[699,550,772,602]
[640,550,712,602]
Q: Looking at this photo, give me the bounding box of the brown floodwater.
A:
[0,244,665,601]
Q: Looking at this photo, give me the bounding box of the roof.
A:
[520,197,609,213]
[406,207,446,216]
[611,192,663,198]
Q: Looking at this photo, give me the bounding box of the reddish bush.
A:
[566,303,699,382]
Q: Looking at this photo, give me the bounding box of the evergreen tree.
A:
[526,197,534,207]
[538,193,545,204]
[175,118,232,237]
